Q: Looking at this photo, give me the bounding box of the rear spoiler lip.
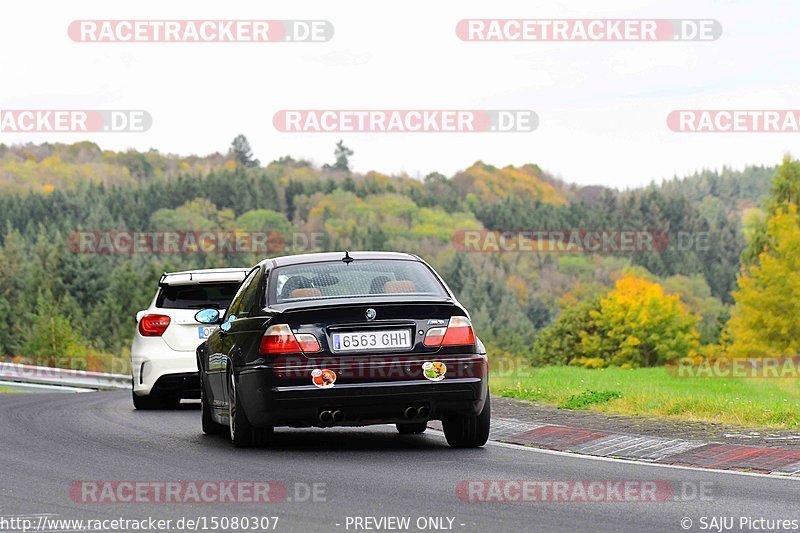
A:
[263,296,456,314]
[158,270,250,287]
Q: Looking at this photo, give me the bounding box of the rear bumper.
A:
[131,337,199,397]
[236,355,488,428]
[149,372,201,398]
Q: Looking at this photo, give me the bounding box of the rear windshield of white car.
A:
[271,260,447,303]
[156,282,241,309]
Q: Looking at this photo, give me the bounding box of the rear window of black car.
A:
[271,260,447,303]
[156,282,240,309]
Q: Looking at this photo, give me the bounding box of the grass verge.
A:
[490,364,800,429]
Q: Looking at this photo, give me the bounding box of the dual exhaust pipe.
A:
[318,405,431,424]
[318,410,344,424]
[404,405,430,419]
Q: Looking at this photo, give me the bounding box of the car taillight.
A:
[423,327,447,347]
[138,314,171,337]
[423,316,476,347]
[259,324,321,355]
[443,316,476,345]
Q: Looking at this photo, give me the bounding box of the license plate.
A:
[198,326,218,339]
[332,329,412,352]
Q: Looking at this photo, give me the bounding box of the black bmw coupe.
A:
[195,251,490,448]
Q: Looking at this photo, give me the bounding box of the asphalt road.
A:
[0,391,798,533]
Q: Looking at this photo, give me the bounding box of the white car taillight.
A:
[138,314,171,337]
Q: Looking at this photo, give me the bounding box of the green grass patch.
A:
[490,363,800,429]
[558,390,623,410]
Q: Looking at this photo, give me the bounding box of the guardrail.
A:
[0,362,131,391]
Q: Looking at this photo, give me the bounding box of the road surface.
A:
[0,391,797,532]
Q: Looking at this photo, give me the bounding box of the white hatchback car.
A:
[131,268,248,409]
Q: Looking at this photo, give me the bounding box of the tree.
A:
[149,198,233,231]
[531,298,598,366]
[532,274,700,368]
[235,209,293,235]
[87,262,156,353]
[586,274,700,367]
[770,155,800,208]
[117,150,154,181]
[332,140,353,171]
[21,288,93,368]
[235,209,294,254]
[728,205,800,356]
[229,135,260,168]
[663,274,726,344]
[0,230,26,355]
[742,155,800,265]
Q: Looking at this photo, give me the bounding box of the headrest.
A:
[383,280,416,294]
[290,288,322,299]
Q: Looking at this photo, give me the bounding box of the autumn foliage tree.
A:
[728,205,800,356]
[532,274,700,367]
[742,155,800,265]
[585,274,700,367]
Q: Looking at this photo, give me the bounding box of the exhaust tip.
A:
[417,406,430,418]
[404,406,418,419]
[319,410,332,423]
[331,410,345,423]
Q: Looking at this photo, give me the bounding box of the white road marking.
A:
[425,427,800,481]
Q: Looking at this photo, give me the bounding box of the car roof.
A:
[260,251,420,269]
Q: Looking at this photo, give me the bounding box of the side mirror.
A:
[194,308,221,325]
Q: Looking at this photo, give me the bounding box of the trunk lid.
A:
[279,301,467,358]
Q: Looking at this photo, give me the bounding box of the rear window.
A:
[156,282,241,309]
[271,260,447,303]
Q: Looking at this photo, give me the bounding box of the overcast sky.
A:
[1,0,798,188]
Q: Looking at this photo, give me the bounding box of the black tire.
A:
[442,393,491,448]
[201,379,225,435]
[132,391,179,410]
[396,422,428,435]
[228,371,273,448]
